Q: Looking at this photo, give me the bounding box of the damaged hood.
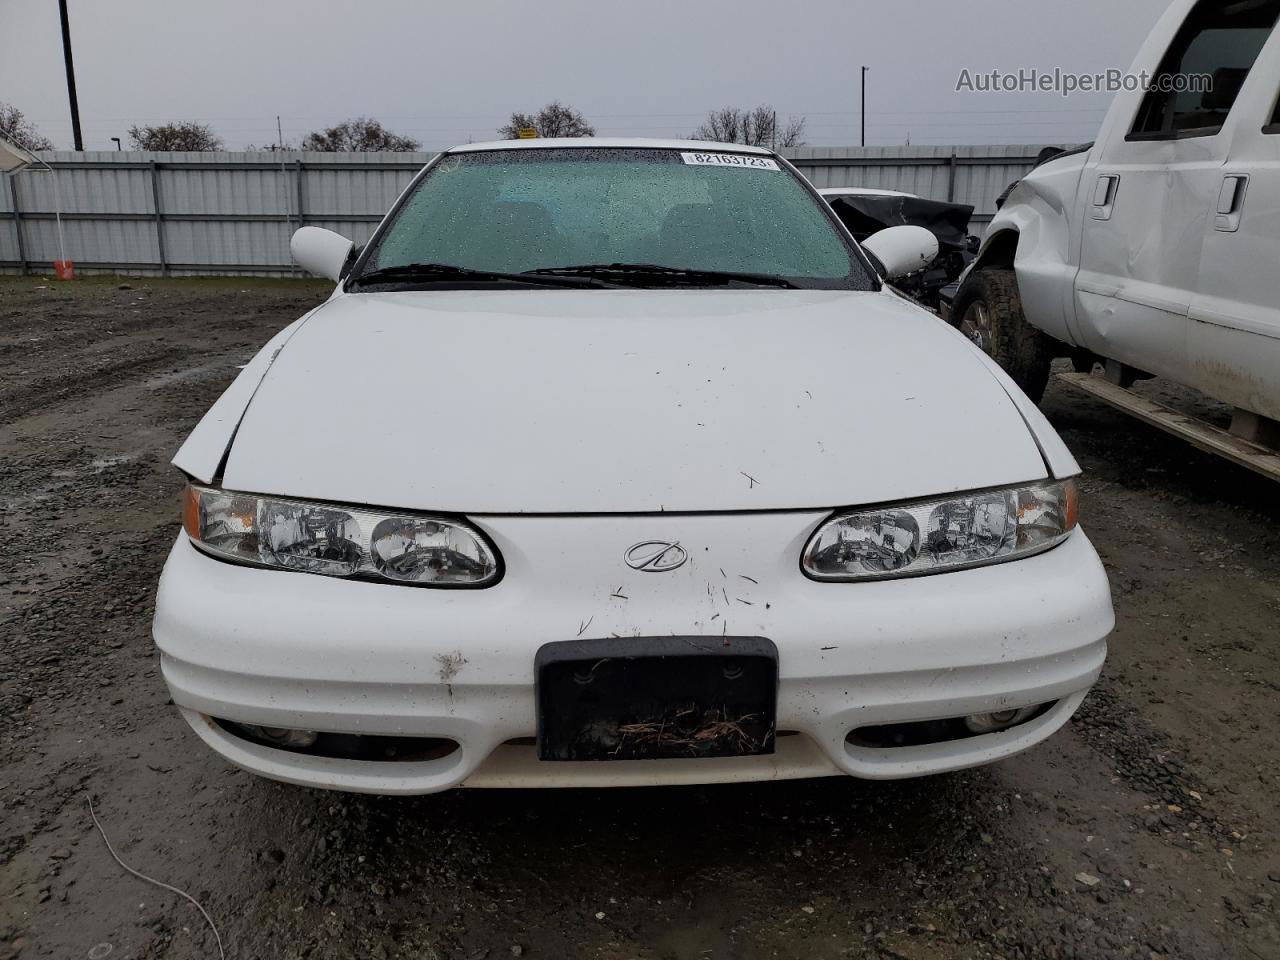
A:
[216,289,1047,513]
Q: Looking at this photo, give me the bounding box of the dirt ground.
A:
[2,277,1278,960]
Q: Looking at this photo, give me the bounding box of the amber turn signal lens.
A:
[182,484,201,539]
[1063,478,1080,532]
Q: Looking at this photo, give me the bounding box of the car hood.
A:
[221,289,1047,513]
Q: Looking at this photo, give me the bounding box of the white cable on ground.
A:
[86,795,227,960]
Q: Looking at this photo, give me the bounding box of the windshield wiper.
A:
[349,262,611,290]
[525,263,797,289]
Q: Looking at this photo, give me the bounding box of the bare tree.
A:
[0,103,54,151]
[300,118,419,152]
[691,106,806,148]
[778,116,807,148]
[499,102,595,139]
[128,121,223,151]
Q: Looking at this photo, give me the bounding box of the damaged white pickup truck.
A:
[951,0,1280,476]
[153,138,1113,795]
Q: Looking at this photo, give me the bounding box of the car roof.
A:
[819,187,918,198]
[448,137,775,155]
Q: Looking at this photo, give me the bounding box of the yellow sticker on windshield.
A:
[680,152,780,171]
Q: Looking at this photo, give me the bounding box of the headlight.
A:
[802,480,1078,581]
[182,484,500,587]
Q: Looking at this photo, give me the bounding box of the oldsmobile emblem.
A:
[624,540,689,573]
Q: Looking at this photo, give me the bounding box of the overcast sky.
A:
[1,0,1171,151]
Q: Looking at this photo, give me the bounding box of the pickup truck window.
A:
[1130,0,1280,141]
[1267,90,1280,134]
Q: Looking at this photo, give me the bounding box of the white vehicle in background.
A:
[818,187,919,200]
[151,138,1113,795]
[951,0,1280,479]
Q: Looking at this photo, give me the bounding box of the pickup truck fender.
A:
[968,150,1091,349]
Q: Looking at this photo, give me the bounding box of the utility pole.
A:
[861,66,869,147]
[58,0,84,150]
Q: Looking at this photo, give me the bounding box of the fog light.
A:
[235,724,319,749]
[963,707,1038,735]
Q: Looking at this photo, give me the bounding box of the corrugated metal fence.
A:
[0,145,1057,277]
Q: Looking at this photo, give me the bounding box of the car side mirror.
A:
[861,225,939,281]
[291,227,355,282]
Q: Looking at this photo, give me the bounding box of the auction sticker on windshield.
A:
[680,152,780,171]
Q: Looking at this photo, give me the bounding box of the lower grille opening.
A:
[502,731,801,750]
[215,719,459,763]
[847,702,1056,750]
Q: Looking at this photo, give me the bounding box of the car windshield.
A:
[353,147,875,290]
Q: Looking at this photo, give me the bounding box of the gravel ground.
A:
[1,277,1278,960]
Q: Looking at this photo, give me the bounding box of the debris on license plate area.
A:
[612,705,772,759]
[536,637,780,762]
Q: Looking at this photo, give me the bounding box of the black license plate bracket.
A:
[535,636,778,762]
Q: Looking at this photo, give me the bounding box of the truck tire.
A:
[952,268,1055,404]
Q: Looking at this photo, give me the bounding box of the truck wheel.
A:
[952,268,1055,403]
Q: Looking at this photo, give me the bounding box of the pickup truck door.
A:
[1189,27,1280,421]
[1075,0,1279,385]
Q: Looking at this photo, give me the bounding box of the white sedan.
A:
[153,138,1113,795]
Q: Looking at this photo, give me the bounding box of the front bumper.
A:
[153,511,1113,794]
